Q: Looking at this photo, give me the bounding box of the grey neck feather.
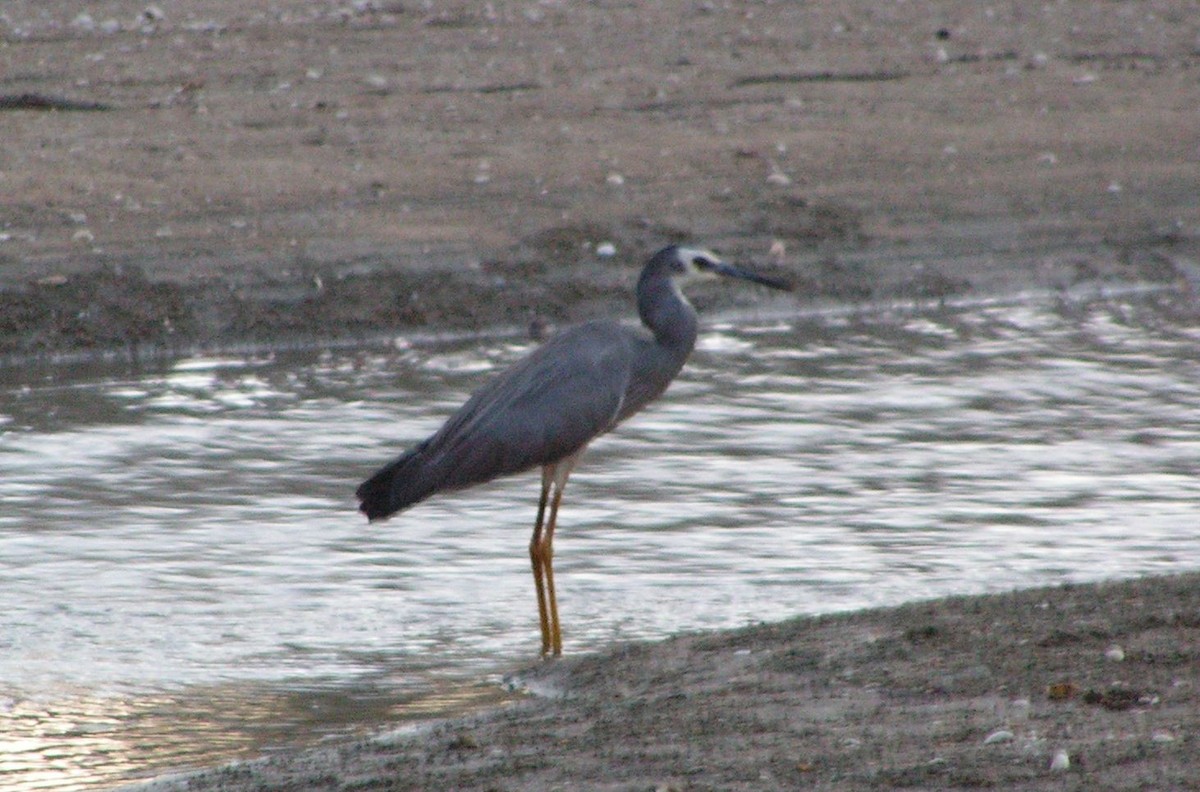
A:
[637,265,698,358]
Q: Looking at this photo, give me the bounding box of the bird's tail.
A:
[355,441,435,521]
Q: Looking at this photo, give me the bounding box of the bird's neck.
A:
[637,270,698,357]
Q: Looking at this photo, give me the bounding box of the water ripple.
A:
[1,296,1199,788]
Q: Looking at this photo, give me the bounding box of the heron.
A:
[356,245,791,656]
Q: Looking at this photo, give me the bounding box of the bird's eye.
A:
[691,256,713,270]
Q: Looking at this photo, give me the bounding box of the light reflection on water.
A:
[2,295,1200,789]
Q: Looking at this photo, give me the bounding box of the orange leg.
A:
[542,477,567,655]
[529,470,553,656]
[531,451,581,657]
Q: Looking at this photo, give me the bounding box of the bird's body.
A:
[356,318,685,519]
[357,245,790,655]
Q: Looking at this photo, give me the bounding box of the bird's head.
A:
[657,245,793,291]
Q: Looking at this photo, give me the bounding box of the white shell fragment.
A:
[983,729,1015,745]
[1050,749,1070,772]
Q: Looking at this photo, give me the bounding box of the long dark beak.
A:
[710,260,793,292]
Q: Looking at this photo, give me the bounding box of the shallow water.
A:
[3,294,1200,790]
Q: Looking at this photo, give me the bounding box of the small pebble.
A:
[1049,749,1070,772]
[1105,644,1125,662]
[363,74,389,91]
[1047,681,1077,700]
[605,172,625,186]
[595,241,617,257]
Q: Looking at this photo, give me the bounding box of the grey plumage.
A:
[357,321,652,517]
[356,244,790,654]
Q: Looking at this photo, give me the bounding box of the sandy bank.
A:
[134,572,1199,791]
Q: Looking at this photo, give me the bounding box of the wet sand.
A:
[4,2,1198,789]
[136,573,1200,791]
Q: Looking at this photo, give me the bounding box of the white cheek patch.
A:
[673,246,724,281]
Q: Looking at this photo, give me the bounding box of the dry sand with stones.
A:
[2,0,1199,359]
[2,1,1198,789]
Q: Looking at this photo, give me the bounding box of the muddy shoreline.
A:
[133,572,1200,791]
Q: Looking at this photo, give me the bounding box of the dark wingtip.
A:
[357,486,398,522]
[356,468,398,522]
[356,445,434,522]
